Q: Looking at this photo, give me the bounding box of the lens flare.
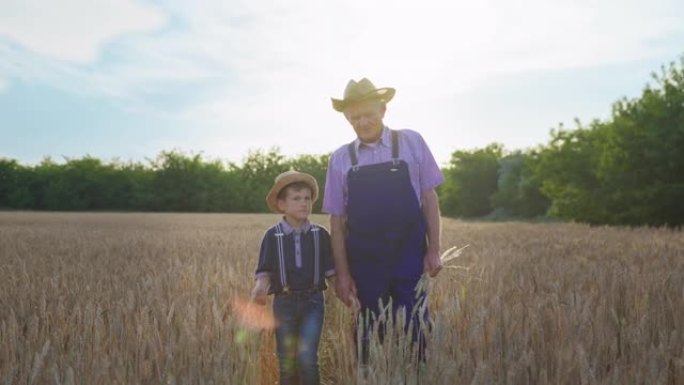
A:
[232,296,276,331]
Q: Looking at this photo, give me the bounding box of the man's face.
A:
[343,100,386,144]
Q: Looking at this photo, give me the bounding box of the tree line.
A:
[0,149,328,214]
[1,57,683,227]
[440,57,684,227]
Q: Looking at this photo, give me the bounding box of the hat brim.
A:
[266,173,319,213]
[331,87,395,112]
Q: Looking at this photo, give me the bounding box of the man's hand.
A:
[423,249,443,277]
[334,272,358,308]
[420,189,442,278]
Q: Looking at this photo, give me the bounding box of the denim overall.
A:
[345,130,428,362]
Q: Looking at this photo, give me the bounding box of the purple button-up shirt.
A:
[322,127,445,216]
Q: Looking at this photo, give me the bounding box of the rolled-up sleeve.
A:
[416,133,445,191]
[322,152,347,216]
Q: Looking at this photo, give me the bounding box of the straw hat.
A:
[266,171,319,213]
[331,78,395,112]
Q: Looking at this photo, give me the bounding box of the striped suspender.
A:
[274,224,288,292]
[311,225,320,287]
[274,223,322,292]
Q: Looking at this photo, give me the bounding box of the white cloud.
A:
[1,0,683,161]
[0,0,166,63]
[3,0,681,102]
[147,0,684,162]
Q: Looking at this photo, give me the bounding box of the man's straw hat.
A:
[266,171,319,213]
[331,78,395,112]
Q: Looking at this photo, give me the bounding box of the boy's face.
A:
[277,186,313,223]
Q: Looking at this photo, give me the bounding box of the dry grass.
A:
[0,212,682,384]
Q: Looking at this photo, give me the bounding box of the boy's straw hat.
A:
[266,171,319,213]
[331,78,395,112]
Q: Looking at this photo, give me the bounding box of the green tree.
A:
[23,158,63,210]
[534,124,609,224]
[151,151,231,212]
[595,60,684,226]
[0,159,20,208]
[491,151,550,218]
[534,56,684,227]
[440,143,503,218]
[229,148,288,212]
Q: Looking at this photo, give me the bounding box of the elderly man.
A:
[322,78,444,362]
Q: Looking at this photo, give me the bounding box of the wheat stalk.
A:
[415,244,470,298]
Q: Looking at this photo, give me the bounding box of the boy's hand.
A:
[251,289,267,305]
[250,277,270,306]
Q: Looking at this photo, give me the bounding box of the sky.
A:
[1,0,683,167]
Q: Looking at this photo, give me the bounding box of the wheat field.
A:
[0,212,682,384]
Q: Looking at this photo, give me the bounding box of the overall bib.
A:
[345,130,428,362]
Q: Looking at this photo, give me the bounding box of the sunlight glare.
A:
[232,296,276,331]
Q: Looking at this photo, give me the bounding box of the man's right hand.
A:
[334,273,357,308]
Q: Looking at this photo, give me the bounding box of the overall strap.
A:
[274,223,288,292]
[349,129,399,169]
[391,129,399,163]
[347,141,359,168]
[311,225,321,287]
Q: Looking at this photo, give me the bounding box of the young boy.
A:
[251,170,335,385]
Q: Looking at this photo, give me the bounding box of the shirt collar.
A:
[279,218,312,235]
[354,126,391,152]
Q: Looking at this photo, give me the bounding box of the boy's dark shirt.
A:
[255,219,335,294]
